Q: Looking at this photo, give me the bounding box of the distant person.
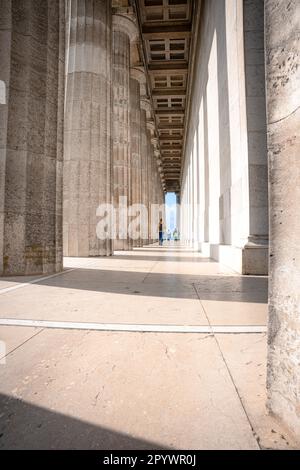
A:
[159,218,164,246]
[173,228,179,241]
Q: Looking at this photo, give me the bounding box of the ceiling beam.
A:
[142,27,191,37]
[149,68,188,76]
[152,90,186,97]
[159,136,183,141]
[158,124,184,130]
[148,63,188,71]
[155,109,185,115]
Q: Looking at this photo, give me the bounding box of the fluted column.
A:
[112,11,138,251]
[0,0,65,275]
[146,122,155,243]
[129,73,142,247]
[266,0,300,436]
[64,0,113,257]
[153,153,164,243]
[150,136,161,243]
[176,193,181,235]
[141,98,152,245]
[140,106,149,245]
[131,67,148,246]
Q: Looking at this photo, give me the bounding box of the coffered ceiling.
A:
[135,0,196,194]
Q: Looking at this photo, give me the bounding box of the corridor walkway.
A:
[0,246,297,449]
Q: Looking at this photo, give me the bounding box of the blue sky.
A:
[165,192,176,207]
[165,192,177,232]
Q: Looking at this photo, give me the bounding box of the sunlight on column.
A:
[0,80,6,104]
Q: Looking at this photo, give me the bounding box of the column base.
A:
[200,242,269,275]
[1,257,64,278]
[113,240,133,251]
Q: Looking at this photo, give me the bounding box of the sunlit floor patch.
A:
[0,318,267,334]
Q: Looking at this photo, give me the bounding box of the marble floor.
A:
[0,244,298,449]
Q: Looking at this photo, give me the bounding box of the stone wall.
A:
[181,0,268,274]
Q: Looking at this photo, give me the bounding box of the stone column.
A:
[146,123,155,243]
[129,73,142,247]
[265,0,300,436]
[176,193,181,236]
[242,0,269,275]
[64,0,113,257]
[150,143,156,244]
[141,109,149,245]
[0,0,65,276]
[140,106,149,245]
[152,139,163,243]
[140,98,152,245]
[131,67,148,246]
[112,10,138,251]
[153,160,157,243]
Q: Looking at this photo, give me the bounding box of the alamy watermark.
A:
[96,198,179,241]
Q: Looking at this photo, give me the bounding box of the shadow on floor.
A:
[0,393,167,450]
[16,270,268,303]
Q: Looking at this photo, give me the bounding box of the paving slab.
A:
[0,328,259,450]
[0,246,285,450]
[217,334,300,450]
[0,276,207,326]
[200,299,267,326]
[0,326,42,360]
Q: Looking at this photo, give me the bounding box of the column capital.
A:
[146,119,156,134]
[151,137,159,149]
[130,67,146,85]
[131,67,148,97]
[141,97,152,119]
[112,8,139,43]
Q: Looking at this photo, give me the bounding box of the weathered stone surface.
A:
[64,0,113,257]
[129,76,142,247]
[130,67,151,246]
[140,108,149,244]
[265,0,300,437]
[0,0,65,275]
[112,11,138,251]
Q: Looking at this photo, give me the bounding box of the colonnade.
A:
[180,0,269,276]
[0,0,299,437]
[65,2,164,255]
[0,0,165,276]
[179,0,300,436]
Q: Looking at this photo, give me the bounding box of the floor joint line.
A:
[192,283,263,450]
[0,268,77,296]
[0,328,44,362]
